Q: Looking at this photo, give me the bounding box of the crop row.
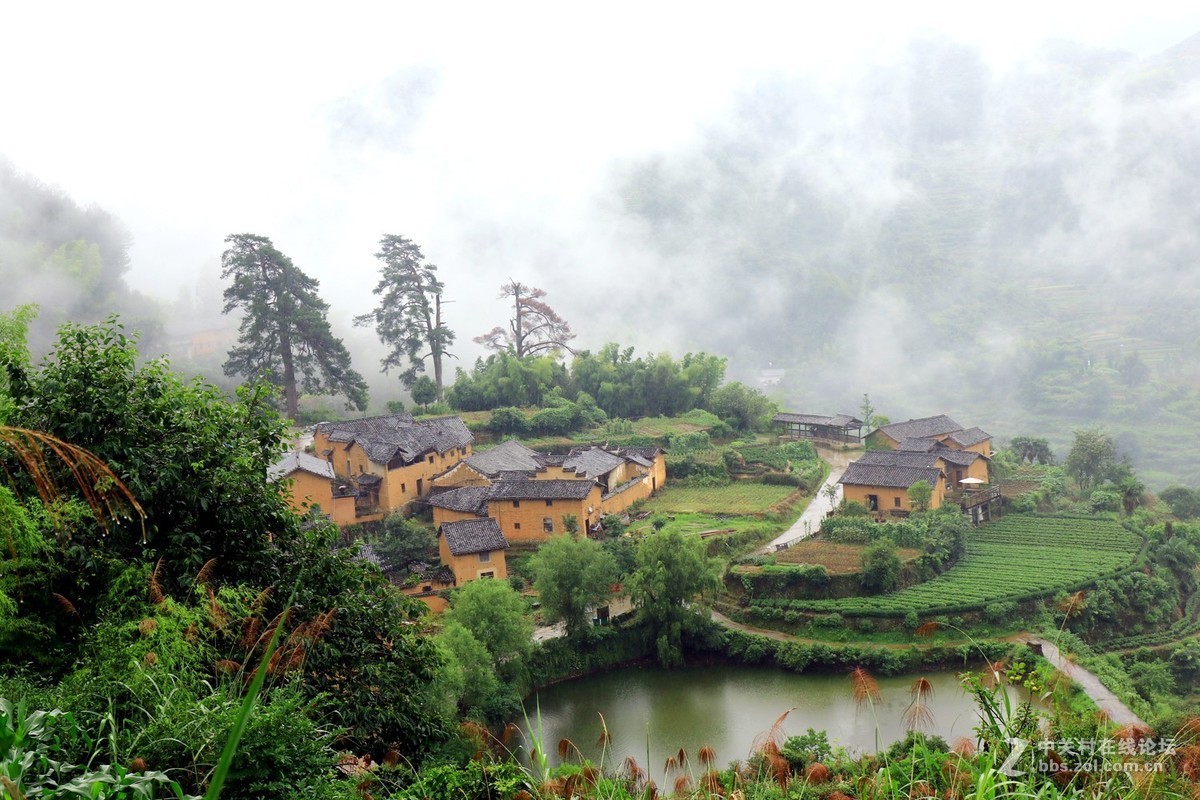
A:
[749,514,1143,617]
[1103,592,1200,650]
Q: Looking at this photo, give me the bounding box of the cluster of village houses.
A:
[269,410,994,608]
[269,413,665,604]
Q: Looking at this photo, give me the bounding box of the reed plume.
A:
[148,559,164,605]
[850,666,880,710]
[195,558,218,587]
[804,763,831,783]
[914,621,941,638]
[698,745,716,767]
[903,676,935,732]
[672,774,691,795]
[51,593,78,618]
[749,707,795,760]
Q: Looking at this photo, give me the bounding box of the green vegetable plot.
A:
[754,515,1142,617]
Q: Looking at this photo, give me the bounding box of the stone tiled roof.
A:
[937,449,983,467]
[268,451,335,482]
[486,480,596,501]
[563,447,625,479]
[441,518,509,556]
[464,439,540,476]
[874,415,963,442]
[317,413,472,465]
[617,446,663,467]
[945,427,991,448]
[857,451,943,469]
[774,412,862,428]
[839,463,944,489]
[896,437,942,452]
[428,486,490,514]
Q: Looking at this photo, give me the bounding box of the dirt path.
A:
[708,609,982,650]
[758,445,857,553]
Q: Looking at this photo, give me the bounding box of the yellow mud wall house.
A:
[429,440,665,538]
[838,460,947,516]
[430,480,602,545]
[867,415,992,458]
[312,413,473,522]
[438,518,510,584]
[268,451,357,526]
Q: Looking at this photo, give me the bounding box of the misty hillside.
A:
[610,34,1200,487]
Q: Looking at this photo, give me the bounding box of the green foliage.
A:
[411,375,438,408]
[627,530,721,666]
[353,234,454,399]
[444,579,533,683]
[859,539,902,594]
[1008,436,1055,465]
[372,513,438,573]
[488,406,529,436]
[706,381,777,432]
[667,430,711,452]
[1089,488,1121,513]
[1160,485,1200,519]
[529,536,617,640]
[906,480,933,512]
[220,233,368,417]
[435,622,499,716]
[1065,427,1118,492]
[781,728,833,770]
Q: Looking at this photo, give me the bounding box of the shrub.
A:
[489,407,528,436]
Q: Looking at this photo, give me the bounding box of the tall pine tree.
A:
[354,234,454,401]
[221,233,367,418]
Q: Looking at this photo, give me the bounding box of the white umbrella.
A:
[959,477,985,485]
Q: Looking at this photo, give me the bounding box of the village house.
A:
[428,441,667,545]
[438,518,510,584]
[840,414,997,520]
[310,413,474,522]
[268,451,358,525]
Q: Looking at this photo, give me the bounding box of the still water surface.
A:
[522,664,1002,770]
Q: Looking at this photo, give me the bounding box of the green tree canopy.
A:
[707,381,777,432]
[443,578,532,682]
[627,529,721,667]
[529,534,618,640]
[1008,436,1054,465]
[221,233,367,418]
[907,480,933,512]
[859,539,902,594]
[354,234,454,399]
[1065,427,1118,492]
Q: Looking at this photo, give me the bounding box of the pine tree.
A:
[221,233,367,418]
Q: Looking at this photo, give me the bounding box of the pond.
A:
[520,663,1013,772]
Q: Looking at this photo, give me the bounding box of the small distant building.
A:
[268,451,357,526]
[773,412,864,445]
[439,518,510,585]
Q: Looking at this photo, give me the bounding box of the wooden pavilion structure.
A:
[773,412,864,445]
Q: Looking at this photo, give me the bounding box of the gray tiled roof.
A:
[563,447,625,479]
[874,415,963,442]
[317,413,472,465]
[945,427,991,448]
[896,437,942,452]
[937,449,983,467]
[441,518,509,556]
[486,480,596,501]
[268,451,334,482]
[857,451,943,469]
[839,463,944,489]
[774,412,862,428]
[464,439,539,476]
[428,486,490,514]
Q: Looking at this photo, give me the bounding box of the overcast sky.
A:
[3,1,1200,353]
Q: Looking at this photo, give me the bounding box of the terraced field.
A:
[752,515,1143,617]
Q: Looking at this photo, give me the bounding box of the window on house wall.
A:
[428,455,434,464]
[543,517,553,533]
[480,571,495,579]
[545,499,553,507]
[513,500,520,508]
[894,496,902,507]
[478,551,491,563]
[422,585,432,593]
[514,522,521,530]
[401,483,407,493]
